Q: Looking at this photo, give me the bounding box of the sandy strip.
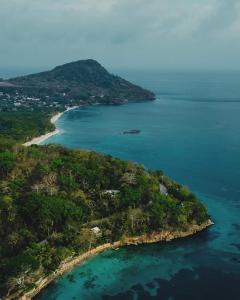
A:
[16,220,213,300]
[23,106,78,146]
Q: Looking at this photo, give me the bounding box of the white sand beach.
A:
[23,106,78,146]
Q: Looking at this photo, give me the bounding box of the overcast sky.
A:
[1,0,240,71]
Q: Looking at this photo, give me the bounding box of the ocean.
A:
[37,70,240,300]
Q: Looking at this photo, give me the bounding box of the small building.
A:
[103,190,120,196]
[91,227,101,235]
[159,183,168,196]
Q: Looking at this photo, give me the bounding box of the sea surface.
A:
[38,70,240,300]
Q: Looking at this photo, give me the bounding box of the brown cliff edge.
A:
[7,219,213,300]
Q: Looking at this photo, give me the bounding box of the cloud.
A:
[0,0,240,70]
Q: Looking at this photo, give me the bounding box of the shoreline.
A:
[16,220,213,300]
[22,100,143,147]
[23,106,79,147]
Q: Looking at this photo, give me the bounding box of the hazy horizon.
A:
[1,0,240,72]
[1,64,240,80]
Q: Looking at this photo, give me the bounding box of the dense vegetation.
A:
[0,59,211,299]
[6,59,155,104]
[0,144,209,298]
[0,111,55,146]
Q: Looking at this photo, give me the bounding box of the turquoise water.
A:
[38,71,240,300]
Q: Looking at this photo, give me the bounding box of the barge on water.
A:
[123,129,141,134]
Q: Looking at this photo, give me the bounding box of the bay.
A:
[37,71,240,300]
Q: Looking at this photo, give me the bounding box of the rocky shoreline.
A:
[10,219,213,300]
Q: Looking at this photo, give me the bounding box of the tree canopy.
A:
[0,144,209,298]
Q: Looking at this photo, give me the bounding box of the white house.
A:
[159,183,168,196]
[103,190,120,196]
[91,227,101,235]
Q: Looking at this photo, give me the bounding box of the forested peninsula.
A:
[0,60,212,299]
[0,59,155,113]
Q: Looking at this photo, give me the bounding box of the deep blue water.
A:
[38,71,240,300]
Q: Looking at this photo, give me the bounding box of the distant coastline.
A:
[23,106,78,146]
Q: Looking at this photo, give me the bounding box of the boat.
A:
[123,129,141,134]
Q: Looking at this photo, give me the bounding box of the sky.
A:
[1,0,240,72]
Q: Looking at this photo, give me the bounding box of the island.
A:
[0,60,212,300]
[0,59,155,145]
[0,59,155,112]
